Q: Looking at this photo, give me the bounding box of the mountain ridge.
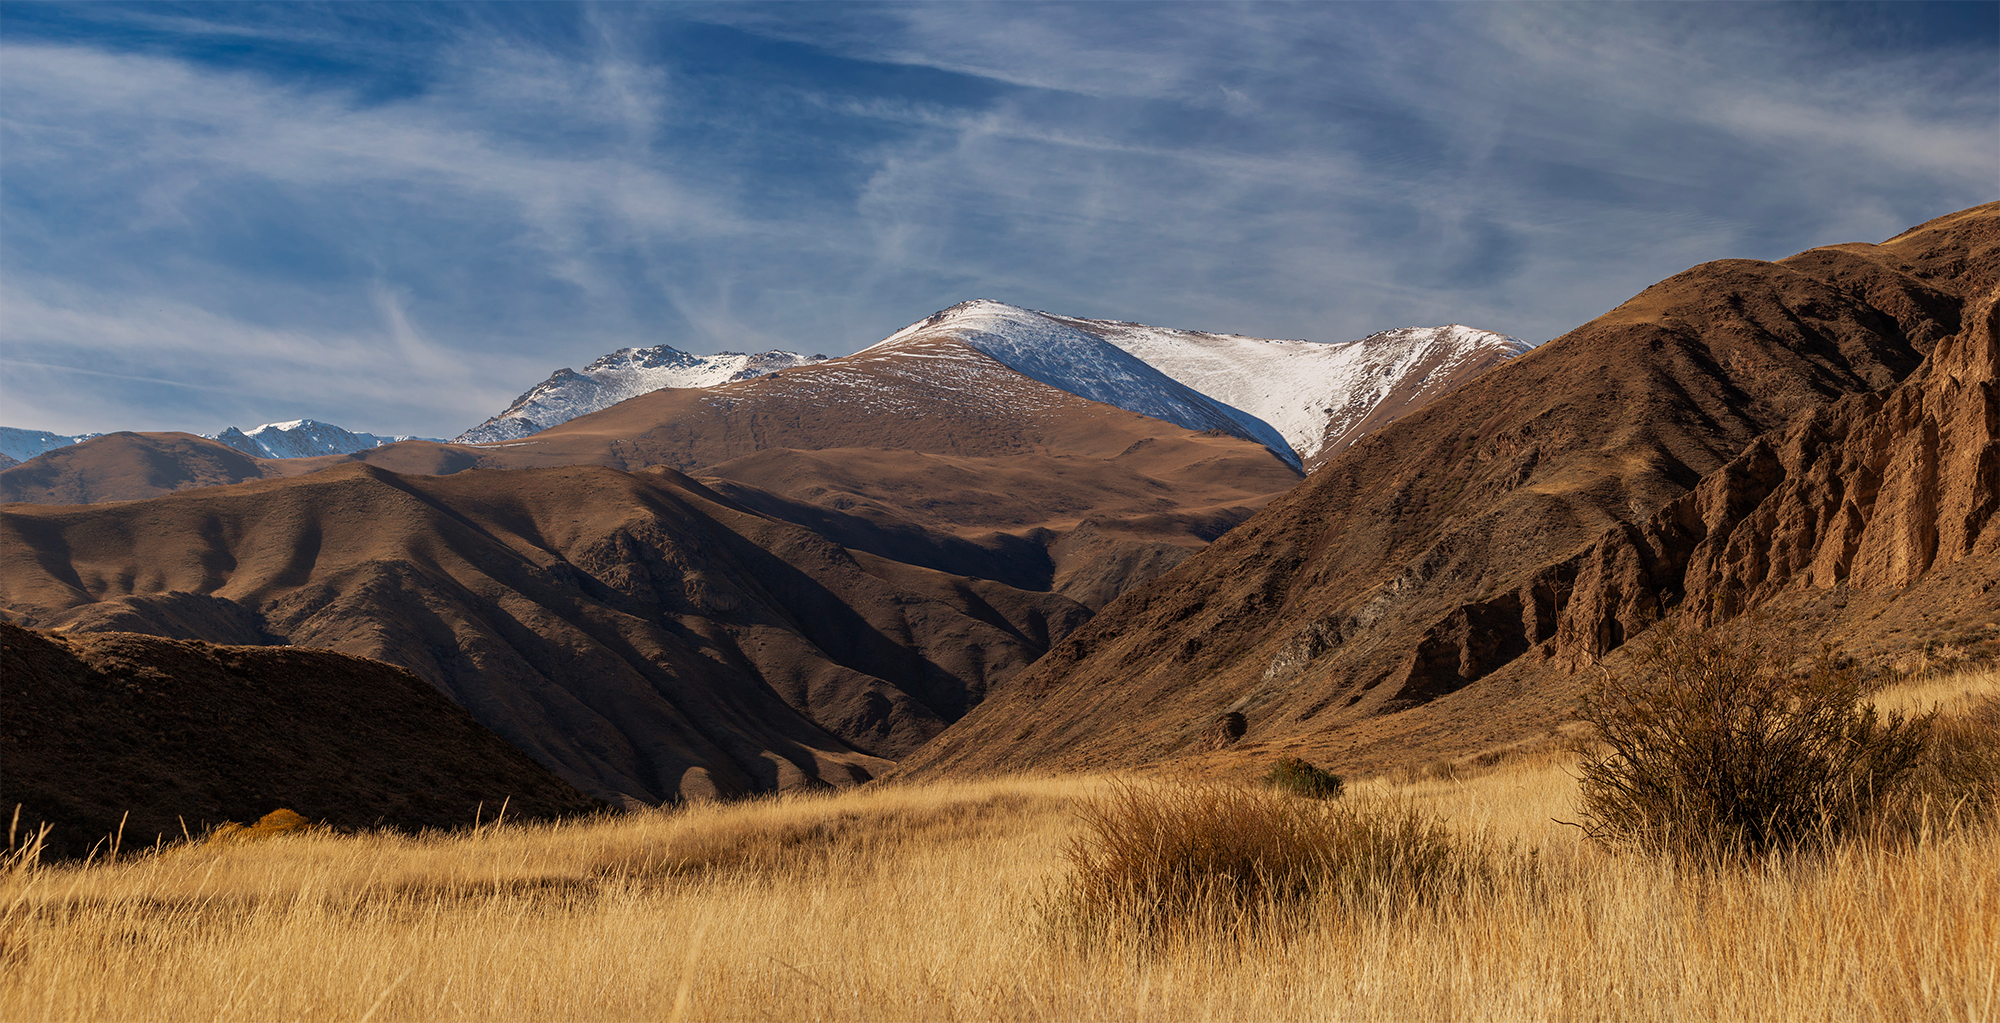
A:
[455,345,830,444]
[894,201,2000,783]
[210,419,436,459]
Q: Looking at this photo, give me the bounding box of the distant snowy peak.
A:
[208,419,434,459]
[0,427,103,465]
[456,344,828,444]
[870,300,1528,469]
[870,300,1304,469]
[0,420,427,463]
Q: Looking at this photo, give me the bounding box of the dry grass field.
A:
[4,667,1995,1022]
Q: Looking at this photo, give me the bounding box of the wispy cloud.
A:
[0,276,549,435]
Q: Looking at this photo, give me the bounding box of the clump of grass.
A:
[206,808,317,846]
[1576,624,1933,863]
[1047,782,1492,946]
[1881,694,2000,835]
[1263,757,1344,799]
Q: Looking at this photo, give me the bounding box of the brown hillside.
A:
[433,334,1305,604]
[0,432,282,504]
[1546,286,1999,668]
[3,338,1302,607]
[896,202,2000,782]
[1,462,1094,805]
[1,622,600,860]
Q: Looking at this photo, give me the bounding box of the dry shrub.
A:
[1263,757,1344,799]
[1047,782,1492,945]
[1577,624,1932,863]
[1881,695,2000,834]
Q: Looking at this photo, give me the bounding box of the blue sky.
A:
[2,2,1995,438]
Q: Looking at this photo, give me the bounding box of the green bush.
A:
[1264,757,1344,799]
[1047,782,1487,945]
[1576,624,1932,862]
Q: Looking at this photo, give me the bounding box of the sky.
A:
[2,2,1995,439]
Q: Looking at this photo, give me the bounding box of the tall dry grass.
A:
[3,669,1996,1022]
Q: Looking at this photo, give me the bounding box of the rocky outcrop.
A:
[1542,287,1998,658]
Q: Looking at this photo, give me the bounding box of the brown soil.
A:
[895,202,2000,783]
[1,621,600,860]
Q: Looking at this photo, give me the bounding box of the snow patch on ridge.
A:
[0,427,102,464]
[869,300,1304,469]
[455,345,827,444]
[1066,316,1530,464]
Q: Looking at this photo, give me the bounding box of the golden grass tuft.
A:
[1047,782,1497,949]
[2,668,1996,1021]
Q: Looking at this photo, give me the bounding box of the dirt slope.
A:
[2,462,1095,805]
[896,203,2000,781]
[0,433,283,504]
[1,622,600,860]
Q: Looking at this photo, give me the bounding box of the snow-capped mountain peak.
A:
[207,419,432,459]
[869,300,1528,468]
[446,301,1525,470]
[0,419,430,465]
[455,343,828,444]
[870,299,1302,468]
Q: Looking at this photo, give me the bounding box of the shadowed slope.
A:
[1,622,601,860]
[2,462,1090,805]
[898,203,2000,781]
[0,433,279,505]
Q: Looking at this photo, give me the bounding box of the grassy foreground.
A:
[4,669,1995,1022]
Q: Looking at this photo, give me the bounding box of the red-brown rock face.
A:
[1542,286,1995,671]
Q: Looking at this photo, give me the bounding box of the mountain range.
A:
[0,420,429,470]
[0,428,103,467]
[896,202,2000,782]
[0,300,1516,813]
[209,419,435,459]
[0,303,1520,508]
[5,202,1994,853]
